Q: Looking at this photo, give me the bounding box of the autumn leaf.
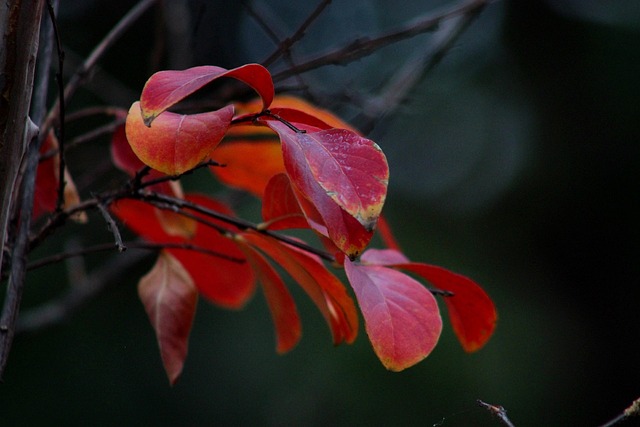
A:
[33,130,86,223]
[260,173,309,230]
[237,243,301,353]
[344,257,442,371]
[139,63,274,125]
[111,194,256,308]
[211,139,285,197]
[234,95,356,131]
[138,251,198,385]
[126,101,233,175]
[239,231,358,345]
[361,249,497,353]
[261,121,387,257]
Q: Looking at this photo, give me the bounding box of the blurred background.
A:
[2,0,639,425]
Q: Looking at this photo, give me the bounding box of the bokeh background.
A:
[2,0,639,425]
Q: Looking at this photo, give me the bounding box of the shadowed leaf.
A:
[138,251,198,385]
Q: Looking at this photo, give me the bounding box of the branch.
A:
[258,0,333,68]
[355,0,487,133]
[599,397,640,427]
[271,0,489,82]
[25,241,245,274]
[477,399,516,427]
[96,199,126,252]
[42,0,159,134]
[15,251,146,335]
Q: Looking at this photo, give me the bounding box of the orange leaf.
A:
[235,95,357,131]
[210,138,284,196]
[138,251,198,385]
[126,101,233,175]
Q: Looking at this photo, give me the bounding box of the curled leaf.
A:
[126,101,233,175]
[140,64,274,125]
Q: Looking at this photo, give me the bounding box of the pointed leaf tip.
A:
[345,259,442,371]
[138,252,198,385]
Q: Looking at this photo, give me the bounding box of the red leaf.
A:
[268,121,389,232]
[237,243,301,353]
[111,121,146,175]
[111,195,256,308]
[398,263,496,352]
[137,251,198,385]
[33,131,86,222]
[126,101,233,175]
[240,231,358,345]
[361,248,497,352]
[261,173,309,230]
[344,258,442,371]
[140,64,274,125]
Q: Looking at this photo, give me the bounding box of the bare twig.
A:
[46,1,67,211]
[25,241,245,273]
[259,0,333,68]
[477,399,516,427]
[356,1,487,133]
[96,199,126,252]
[271,0,489,82]
[16,251,146,334]
[42,0,159,134]
[598,397,640,427]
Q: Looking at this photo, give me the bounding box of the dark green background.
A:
[2,1,639,425]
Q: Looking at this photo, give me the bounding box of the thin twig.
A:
[598,397,640,427]
[42,0,159,134]
[272,0,489,82]
[477,399,516,427]
[260,0,333,68]
[46,1,67,211]
[16,251,147,335]
[356,1,487,133]
[95,199,126,252]
[25,241,245,273]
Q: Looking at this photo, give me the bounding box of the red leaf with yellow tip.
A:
[344,257,442,371]
[140,63,274,125]
[264,121,386,257]
[361,249,497,353]
[137,251,198,385]
[125,101,233,175]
